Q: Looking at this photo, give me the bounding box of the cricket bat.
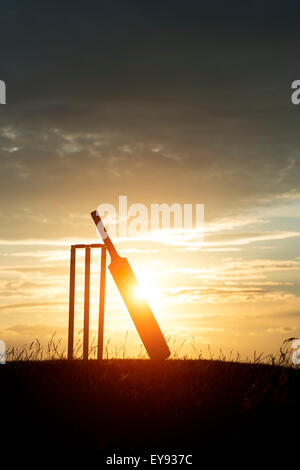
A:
[91,210,170,360]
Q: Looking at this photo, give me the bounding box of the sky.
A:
[1,0,300,359]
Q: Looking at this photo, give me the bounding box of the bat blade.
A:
[109,256,170,360]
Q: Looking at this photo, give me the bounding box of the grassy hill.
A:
[2,358,300,463]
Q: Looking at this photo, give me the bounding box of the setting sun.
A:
[132,270,163,312]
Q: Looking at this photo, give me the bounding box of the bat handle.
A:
[91,210,119,260]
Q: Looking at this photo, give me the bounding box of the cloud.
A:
[205,231,300,247]
[0,1,300,241]
[154,257,300,304]
[4,323,65,336]
[0,279,59,298]
[0,301,66,311]
[161,286,298,304]
[266,327,296,333]
[157,259,300,280]
[0,265,69,275]
[0,323,67,350]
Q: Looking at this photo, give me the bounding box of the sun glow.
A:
[132,270,163,311]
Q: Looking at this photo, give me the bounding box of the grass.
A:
[1,337,300,461]
[5,333,299,367]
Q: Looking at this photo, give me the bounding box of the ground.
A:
[2,359,300,464]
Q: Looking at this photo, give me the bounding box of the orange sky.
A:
[1,201,300,359]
